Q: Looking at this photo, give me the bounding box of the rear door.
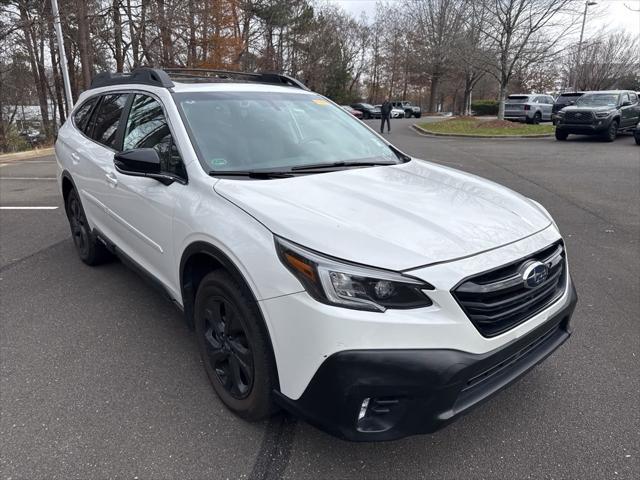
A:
[541,96,554,120]
[104,93,187,288]
[73,93,129,237]
[619,92,635,128]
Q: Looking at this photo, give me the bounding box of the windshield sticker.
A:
[312,99,329,106]
[208,158,228,167]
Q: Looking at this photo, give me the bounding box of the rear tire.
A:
[603,121,618,142]
[405,111,412,119]
[555,129,569,141]
[65,188,111,265]
[195,271,277,420]
[635,135,640,146]
[533,112,541,125]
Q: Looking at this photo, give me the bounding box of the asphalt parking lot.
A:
[1,118,639,479]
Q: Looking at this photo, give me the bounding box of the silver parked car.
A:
[504,94,555,124]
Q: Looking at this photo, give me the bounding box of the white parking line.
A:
[0,206,59,210]
[0,177,56,180]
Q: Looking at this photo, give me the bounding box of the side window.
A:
[628,92,637,103]
[73,97,98,133]
[123,94,186,179]
[90,93,128,149]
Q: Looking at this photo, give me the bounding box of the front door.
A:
[103,93,188,293]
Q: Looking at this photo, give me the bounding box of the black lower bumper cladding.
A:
[275,280,577,442]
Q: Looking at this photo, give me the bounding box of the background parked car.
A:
[341,105,363,119]
[392,101,421,118]
[504,94,555,124]
[350,102,381,119]
[374,104,405,118]
[552,92,585,124]
[634,121,640,145]
[555,90,640,142]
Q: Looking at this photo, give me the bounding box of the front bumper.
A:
[556,118,611,134]
[275,280,577,441]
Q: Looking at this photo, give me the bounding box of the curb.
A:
[411,124,554,139]
[0,147,55,162]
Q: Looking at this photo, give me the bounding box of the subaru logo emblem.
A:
[522,261,548,289]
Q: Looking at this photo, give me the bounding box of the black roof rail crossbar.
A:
[163,68,309,90]
[90,68,174,89]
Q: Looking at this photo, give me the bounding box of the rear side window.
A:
[123,94,186,179]
[630,92,638,103]
[73,97,98,133]
[90,93,128,149]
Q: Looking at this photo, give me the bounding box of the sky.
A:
[330,0,640,37]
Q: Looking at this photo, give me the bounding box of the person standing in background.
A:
[380,97,392,134]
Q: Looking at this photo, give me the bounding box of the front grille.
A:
[564,110,594,124]
[452,242,567,337]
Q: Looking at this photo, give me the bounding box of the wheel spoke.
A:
[228,338,253,372]
[228,355,249,396]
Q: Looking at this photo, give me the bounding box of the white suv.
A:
[56,68,577,441]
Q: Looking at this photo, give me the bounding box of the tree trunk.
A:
[46,6,66,121]
[126,0,140,67]
[497,82,507,120]
[77,1,92,89]
[428,74,440,113]
[113,0,124,72]
[187,0,197,66]
[19,5,52,139]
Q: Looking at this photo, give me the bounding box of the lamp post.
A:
[51,0,74,114]
[574,1,597,90]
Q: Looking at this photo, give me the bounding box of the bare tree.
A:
[570,29,640,90]
[479,0,579,119]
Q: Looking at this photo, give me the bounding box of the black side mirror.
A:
[114,148,161,174]
[621,100,632,107]
[114,148,180,185]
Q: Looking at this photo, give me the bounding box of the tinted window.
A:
[630,92,638,103]
[90,94,128,149]
[124,94,186,179]
[73,97,98,132]
[507,95,530,103]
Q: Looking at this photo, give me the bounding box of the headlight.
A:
[595,110,613,118]
[275,237,433,312]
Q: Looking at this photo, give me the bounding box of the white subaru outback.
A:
[56,68,577,441]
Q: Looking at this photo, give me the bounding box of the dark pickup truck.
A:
[551,92,584,125]
[555,90,640,142]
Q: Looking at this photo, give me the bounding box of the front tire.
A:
[603,121,618,142]
[405,111,412,119]
[555,129,569,141]
[195,271,277,420]
[65,188,111,265]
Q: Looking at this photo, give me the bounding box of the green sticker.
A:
[209,158,228,167]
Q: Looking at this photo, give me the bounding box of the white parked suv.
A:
[56,68,577,441]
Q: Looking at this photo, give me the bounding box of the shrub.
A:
[471,100,499,116]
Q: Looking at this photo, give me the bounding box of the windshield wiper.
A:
[290,161,397,172]
[208,170,294,179]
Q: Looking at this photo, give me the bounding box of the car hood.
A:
[214,160,551,270]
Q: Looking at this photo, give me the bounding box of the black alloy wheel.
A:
[202,296,254,399]
[67,191,90,258]
[65,188,110,265]
[194,271,277,420]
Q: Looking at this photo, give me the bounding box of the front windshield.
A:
[176,92,399,172]
[575,93,618,108]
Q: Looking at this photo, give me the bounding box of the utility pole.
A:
[51,0,74,112]
[574,1,597,91]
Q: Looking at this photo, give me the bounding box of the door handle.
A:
[71,152,80,165]
[105,171,118,187]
